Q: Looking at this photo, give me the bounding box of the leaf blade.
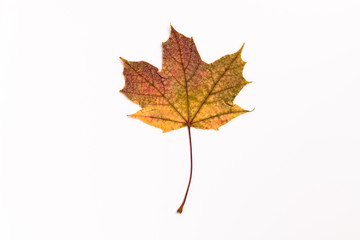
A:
[121,27,251,132]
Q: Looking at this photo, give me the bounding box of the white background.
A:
[1,0,360,239]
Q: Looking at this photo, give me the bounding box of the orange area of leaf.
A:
[120,26,250,132]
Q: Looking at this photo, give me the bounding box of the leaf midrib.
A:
[173,30,190,124]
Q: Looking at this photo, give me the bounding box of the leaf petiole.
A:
[177,125,193,214]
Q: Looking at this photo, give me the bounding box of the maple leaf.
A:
[120,26,251,213]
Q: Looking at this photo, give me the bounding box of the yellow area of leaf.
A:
[121,26,250,132]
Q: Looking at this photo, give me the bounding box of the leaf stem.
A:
[177,125,193,214]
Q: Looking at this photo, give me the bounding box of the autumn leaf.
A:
[120,26,251,213]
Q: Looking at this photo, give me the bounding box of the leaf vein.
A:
[163,45,181,65]
[192,110,246,124]
[163,66,185,88]
[210,84,240,95]
[190,51,241,123]
[124,61,187,122]
[132,115,185,124]
[121,90,162,97]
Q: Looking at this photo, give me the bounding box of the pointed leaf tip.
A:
[120,57,128,65]
[238,43,245,53]
[170,25,179,35]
